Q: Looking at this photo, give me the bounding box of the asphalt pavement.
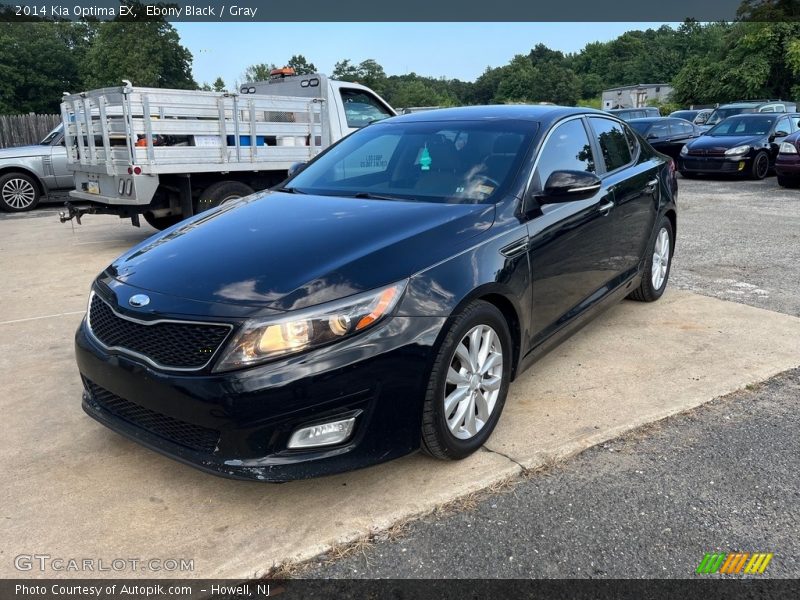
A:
[304,174,800,579]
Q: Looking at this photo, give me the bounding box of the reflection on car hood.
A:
[688,134,765,150]
[107,191,495,311]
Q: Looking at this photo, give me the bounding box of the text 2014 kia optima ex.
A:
[76,106,677,481]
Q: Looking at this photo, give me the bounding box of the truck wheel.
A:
[0,172,40,212]
[196,181,254,213]
[143,212,182,231]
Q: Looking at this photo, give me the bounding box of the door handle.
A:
[646,178,659,192]
[598,200,615,214]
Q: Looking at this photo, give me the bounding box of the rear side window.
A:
[532,119,595,190]
[589,117,632,172]
[671,121,694,136]
[648,122,670,139]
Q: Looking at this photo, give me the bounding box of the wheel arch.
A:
[436,284,524,382]
[0,166,45,196]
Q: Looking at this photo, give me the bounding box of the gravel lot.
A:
[303,174,800,579]
[671,176,800,316]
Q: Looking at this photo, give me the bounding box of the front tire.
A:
[777,175,800,188]
[628,216,674,303]
[0,172,40,212]
[750,151,769,180]
[421,301,512,460]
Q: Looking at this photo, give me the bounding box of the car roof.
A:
[628,117,668,124]
[383,104,606,126]
[718,102,765,108]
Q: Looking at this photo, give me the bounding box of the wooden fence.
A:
[0,114,61,148]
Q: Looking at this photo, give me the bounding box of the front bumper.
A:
[679,155,751,174]
[76,312,446,482]
[775,156,800,177]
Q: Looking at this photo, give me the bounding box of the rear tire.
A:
[196,180,254,213]
[421,300,512,460]
[628,215,673,303]
[750,151,769,180]
[0,172,40,212]
[143,212,182,231]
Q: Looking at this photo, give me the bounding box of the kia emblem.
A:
[129,294,150,308]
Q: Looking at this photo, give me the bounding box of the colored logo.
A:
[696,552,773,575]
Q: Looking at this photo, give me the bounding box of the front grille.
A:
[84,379,220,453]
[88,294,231,370]
[683,159,724,171]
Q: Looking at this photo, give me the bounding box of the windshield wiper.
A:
[274,187,307,194]
[353,192,402,201]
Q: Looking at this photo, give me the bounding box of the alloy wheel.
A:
[2,178,36,210]
[651,227,670,290]
[444,324,504,440]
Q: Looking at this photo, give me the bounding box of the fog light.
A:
[287,417,355,449]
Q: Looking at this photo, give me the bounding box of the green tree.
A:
[0,22,89,114]
[242,63,277,82]
[82,15,195,89]
[287,55,316,75]
[332,59,360,81]
[212,77,226,92]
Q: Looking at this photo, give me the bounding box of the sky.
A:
[175,22,675,88]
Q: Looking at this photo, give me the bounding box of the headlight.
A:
[724,145,751,156]
[780,141,798,154]
[680,145,689,156]
[214,280,408,371]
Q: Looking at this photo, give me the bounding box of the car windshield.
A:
[707,107,756,126]
[285,119,538,204]
[39,124,63,145]
[707,116,775,136]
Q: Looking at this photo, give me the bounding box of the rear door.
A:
[526,116,618,344]
[587,116,659,283]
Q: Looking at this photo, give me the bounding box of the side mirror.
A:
[539,170,602,203]
[774,130,790,139]
[287,162,307,178]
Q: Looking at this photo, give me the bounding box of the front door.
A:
[526,116,618,345]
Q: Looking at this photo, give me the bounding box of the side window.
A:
[340,89,393,129]
[648,122,670,139]
[671,121,693,136]
[790,116,800,132]
[589,117,632,172]
[532,119,595,190]
[775,117,791,137]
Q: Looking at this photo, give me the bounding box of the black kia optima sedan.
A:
[679,113,799,179]
[76,106,678,481]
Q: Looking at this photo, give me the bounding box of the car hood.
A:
[0,144,48,159]
[107,191,495,312]
[688,134,764,151]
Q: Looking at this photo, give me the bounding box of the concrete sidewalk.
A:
[1,213,799,579]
